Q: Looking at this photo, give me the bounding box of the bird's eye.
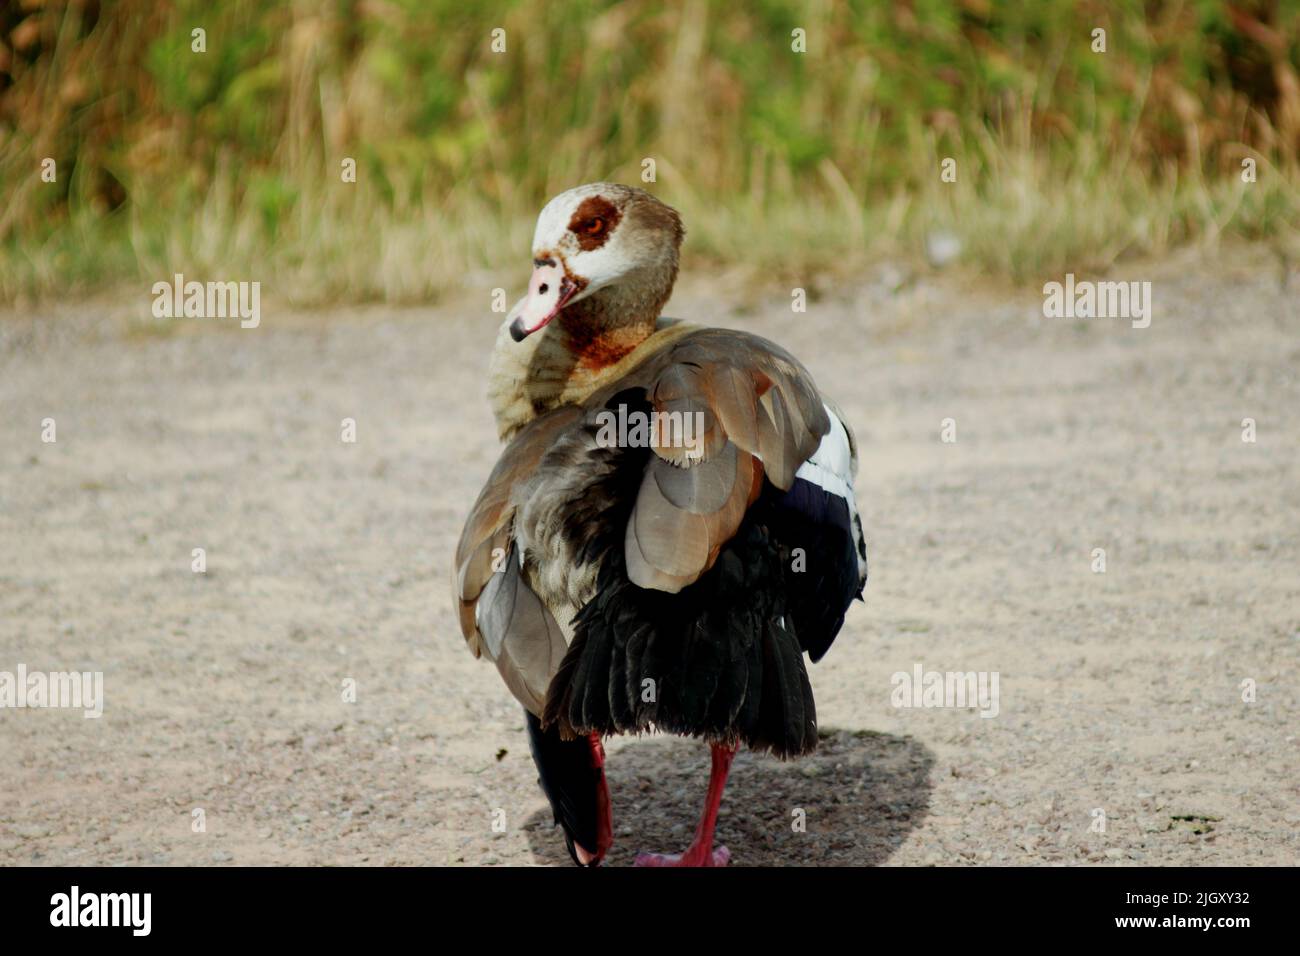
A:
[582,217,606,235]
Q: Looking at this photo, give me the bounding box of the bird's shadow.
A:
[523,728,933,866]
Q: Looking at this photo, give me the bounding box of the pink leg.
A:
[635,742,737,867]
[574,734,614,865]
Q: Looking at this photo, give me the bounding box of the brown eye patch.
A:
[567,196,621,251]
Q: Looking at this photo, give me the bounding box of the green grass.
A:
[1,0,1297,304]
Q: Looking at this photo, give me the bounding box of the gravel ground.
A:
[1,245,1296,866]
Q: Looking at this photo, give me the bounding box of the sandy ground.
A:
[1,245,1297,867]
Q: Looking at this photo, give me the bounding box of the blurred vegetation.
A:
[0,0,1298,304]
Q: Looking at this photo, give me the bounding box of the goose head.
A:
[508,183,684,342]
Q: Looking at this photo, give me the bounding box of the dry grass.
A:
[1,1,1298,304]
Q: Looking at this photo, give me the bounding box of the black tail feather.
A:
[541,636,584,734]
[759,615,817,754]
[544,520,818,757]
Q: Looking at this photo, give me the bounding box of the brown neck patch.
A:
[564,321,653,372]
[567,196,622,251]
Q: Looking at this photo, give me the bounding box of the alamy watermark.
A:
[594,404,706,459]
[0,664,103,718]
[1042,273,1151,329]
[890,662,999,718]
[151,273,261,328]
[50,886,150,936]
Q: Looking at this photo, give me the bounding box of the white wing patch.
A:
[795,405,867,583]
[795,405,854,496]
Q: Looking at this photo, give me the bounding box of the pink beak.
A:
[509,259,582,341]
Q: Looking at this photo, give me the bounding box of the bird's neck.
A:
[487,279,688,442]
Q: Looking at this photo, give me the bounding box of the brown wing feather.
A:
[475,551,568,714]
[453,404,583,656]
[597,328,830,593]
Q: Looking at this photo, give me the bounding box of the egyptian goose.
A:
[453,183,867,866]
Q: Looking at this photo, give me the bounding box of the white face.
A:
[509,184,637,341]
[531,185,637,288]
